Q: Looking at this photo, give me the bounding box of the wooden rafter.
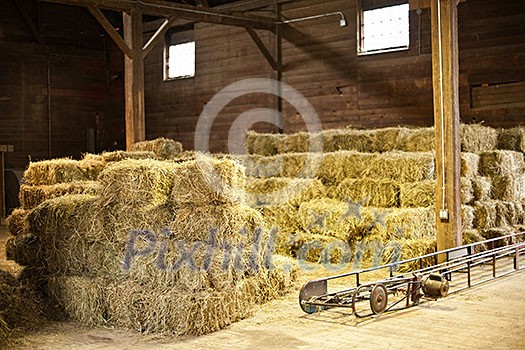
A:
[87,5,133,58]
[12,0,42,44]
[143,16,176,59]
[245,25,279,71]
[38,0,274,31]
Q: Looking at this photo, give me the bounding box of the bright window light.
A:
[361,3,409,54]
[167,41,195,79]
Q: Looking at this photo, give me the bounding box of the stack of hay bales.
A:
[245,124,525,268]
[0,262,43,345]
[5,152,297,336]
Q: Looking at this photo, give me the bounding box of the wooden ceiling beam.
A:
[38,0,275,31]
[87,5,133,58]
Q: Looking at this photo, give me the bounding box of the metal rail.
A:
[299,232,525,317]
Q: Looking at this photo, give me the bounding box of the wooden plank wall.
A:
[144,0,525,153]
[0,0,124,169]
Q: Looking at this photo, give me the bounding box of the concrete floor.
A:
[2,225,525,350]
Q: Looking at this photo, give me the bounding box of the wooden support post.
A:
[0,145,14,223]
[431,0,462,260]
[123,8,146,150]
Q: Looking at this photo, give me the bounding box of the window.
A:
[165,24,195,80]
[359,1,409,55]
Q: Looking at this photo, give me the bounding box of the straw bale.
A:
[171,155,246,205]
[322,129,372,153]
[462,205,475,231]
[129,137,183,159]
[261,204,301,236]
[6,209,29,236]
[246,131,282,156]
[480,228,510,246]
[169,204,264,244]
[364,152,435,182]
[276,132,323,154]
[492,174,525,201]
[371,207,436,241]
[461,124,498,153]
[462,229,486,248]
[19,181,100,210]
[335,178,400,207]
[395,127,435,152]
[24,158,89,186]
[472,177,492,201]
[461,152,480,178]
[276,232,348,264]
[0,268,43,344]
[473,201,497,229]
[99,159,175,210]
[47,276,108,327]
[381,238,437,272]
[242,154,281,178]
[253,255,299,302]
[400,180,435,208]
[280,152,323,179]
[316,151,374,185]
[87,150,157,163]
[246,177,326,207]
[479,150,525,176]
[325,185,338,199]
[5,234,45,268]
[498,127,525,152]
[369,127,404,152]
[297,199,378,243]
[461,177,474,204]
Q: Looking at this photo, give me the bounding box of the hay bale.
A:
[0,268,43,344]
[242,154,282,178]
[86,150,157,163]
[19,181,100,210]
[492,174,525,201]
[461,152,480,178]
[472,177,492,201]
[462,205,475,230]
[297,199,378,243]
[276,132,323,154]
[322,129,372,153]
[6,209,29,236]
[5,234,45,267]
[395,127,435,152]
[461,177,474,204]
[381,238,437,272]
[246,177,326,207]
[463,229,485,245]
[372,207,436,241]
[369,127,404,152]
[246,132,283,156]
[316,151,374,185]
[498,127,525,152]
[47,276,108,327]
[335,178,400,207]
[261,204,301,236]
[99,159,175,210]
[275,232,348,264]
[473,200,497,229]
[129,137,183,160]
[400,180,435,208]
[171,155,246,205]
[461,124,498,153]
[279,152,323,179]
[364,152,435,182]
[479,150,525,176]
[24,159,89,186]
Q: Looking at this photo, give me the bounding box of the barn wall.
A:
[144,0,525,153]
[0,0,124,169]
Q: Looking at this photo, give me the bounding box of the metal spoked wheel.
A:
[370,284,388,315]
[351,284,370,318]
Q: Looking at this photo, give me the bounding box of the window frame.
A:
[164,24,196,81]
[357,0,410,56]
